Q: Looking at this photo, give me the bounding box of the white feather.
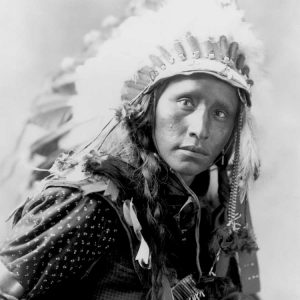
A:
[72,0,264,122]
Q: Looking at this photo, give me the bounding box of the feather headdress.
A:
[74,0,263,112]
[51,0,263,293]
[72,0,262,199]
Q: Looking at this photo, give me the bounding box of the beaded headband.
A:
[122,34,253,106]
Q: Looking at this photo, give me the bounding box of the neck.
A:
[180,175,195,186]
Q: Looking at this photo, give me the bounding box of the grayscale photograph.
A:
[0,0,299,299]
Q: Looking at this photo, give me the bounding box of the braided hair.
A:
[120,83,174,299]
[52,79,245,299]
[114,82,242,299]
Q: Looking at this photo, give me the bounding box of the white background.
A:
[0,0,299,299]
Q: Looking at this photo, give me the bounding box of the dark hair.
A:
[56,79,240,299]
[121,83,172,298]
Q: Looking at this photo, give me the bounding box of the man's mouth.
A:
[179,145,209,156]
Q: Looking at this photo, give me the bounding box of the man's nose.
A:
[187,106,209,140]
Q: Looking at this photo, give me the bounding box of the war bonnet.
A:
[59,1,264,294]
[73,0,262,196]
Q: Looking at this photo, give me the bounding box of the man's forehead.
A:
[163,74,237,95]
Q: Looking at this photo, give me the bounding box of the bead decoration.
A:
[121,35,253,104]
[0,188,119,297]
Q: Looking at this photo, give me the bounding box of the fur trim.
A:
[210,226,258,255]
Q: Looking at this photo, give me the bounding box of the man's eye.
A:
[215,110,227,119]
[177,98,194,108]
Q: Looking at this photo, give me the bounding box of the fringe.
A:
[172,274,239,300]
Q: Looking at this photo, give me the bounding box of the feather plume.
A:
[73,0,263,122]
[238,108,260,203]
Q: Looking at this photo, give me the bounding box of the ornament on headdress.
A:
[122,35,253,106]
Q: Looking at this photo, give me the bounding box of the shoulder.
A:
[43,176,121,204]
[11,176,122,227]
[0,178,126,298]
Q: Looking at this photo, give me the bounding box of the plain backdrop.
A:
[0,0,299,299]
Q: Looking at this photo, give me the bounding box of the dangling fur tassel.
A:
[210,225,258,255]
[210,225,236,255]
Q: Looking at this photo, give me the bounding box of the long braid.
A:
[210,104,242,253]
[121,86,172,299]
[136,132,169,300]
[215,102,242,210]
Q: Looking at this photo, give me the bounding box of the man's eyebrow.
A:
[212,99,236,112]
[168,87,202,97]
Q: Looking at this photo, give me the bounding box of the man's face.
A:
[154,74,239,185]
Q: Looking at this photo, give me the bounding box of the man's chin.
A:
[172,163,208,180]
